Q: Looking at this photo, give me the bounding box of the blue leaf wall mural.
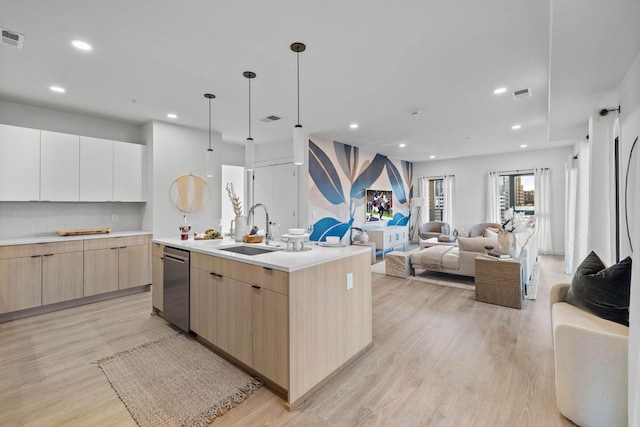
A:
[308,137,412,242]
[385,158,407,203]
[309,140,346,205]
[334,141,359,184]
[350,154,387,200]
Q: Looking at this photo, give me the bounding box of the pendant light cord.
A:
[248,77,252,138]
[297,51,300,126]
[208,97,212,150]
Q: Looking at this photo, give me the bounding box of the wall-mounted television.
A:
[365,189,393,222]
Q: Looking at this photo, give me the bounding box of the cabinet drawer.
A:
[191,252,225,275]
[42,241,83,255]
[152,243,164,257]
[114,235,149,247]
[223,259,288,295]
[84,235,150,250]
[0,244,43,260]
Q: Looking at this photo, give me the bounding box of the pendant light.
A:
[204,93,216,177]
[243,71,256,171]
[291,42,306,165]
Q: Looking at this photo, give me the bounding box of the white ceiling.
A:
[1,0,638,162]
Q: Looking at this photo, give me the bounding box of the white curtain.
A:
[564,155,578,274]
[534,167,552,254]
[443,175,454,227]
[572,137,591,273]
[418,176,430,222]
[486,171,500,223]
[586,111,617,266]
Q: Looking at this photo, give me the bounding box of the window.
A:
[427,178,444,221]
[499,173,535,222]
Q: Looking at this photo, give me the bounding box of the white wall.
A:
[150,121,243,238]
[0,99,143,143]
[614,53,640,427]
[413,145,572,254]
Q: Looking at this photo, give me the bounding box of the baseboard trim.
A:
[0,285,150,323]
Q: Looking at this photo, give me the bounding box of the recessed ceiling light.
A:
[520,144,528,148]
[167,113,177,119]
[350,123,358,129]
[50,86,65,93]
[71,40,92,51]
[398,143,406,148]
[511,124,522,130]
[494,87,507,94]
[430,155,435,159]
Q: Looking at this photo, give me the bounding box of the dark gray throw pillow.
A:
[566,251,632,326]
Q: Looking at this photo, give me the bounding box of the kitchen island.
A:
[152,236,373,409]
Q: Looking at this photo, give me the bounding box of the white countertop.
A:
[153,236,371,272]
[0,230,152,247]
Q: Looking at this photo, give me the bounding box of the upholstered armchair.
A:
[418,221,448,240]
[550,283,628,427]
[467,222,502,237]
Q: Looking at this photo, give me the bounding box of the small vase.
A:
[234,216,247,242]
[359,231,369,243]
[498,231,519,257]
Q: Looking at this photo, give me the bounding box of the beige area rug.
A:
[96,333,262,427]
[372,260,541,296]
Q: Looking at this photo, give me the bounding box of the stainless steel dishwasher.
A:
[163,246,190,332]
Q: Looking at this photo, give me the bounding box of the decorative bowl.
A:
[288,228,305,235]
[325,236,340,244]
[243,235,263,243]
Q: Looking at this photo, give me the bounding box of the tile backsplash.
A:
[0,202,146,239]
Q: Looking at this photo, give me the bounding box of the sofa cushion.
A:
[565,251,632,326]
[483,227,500,238]
[457,236,497,253]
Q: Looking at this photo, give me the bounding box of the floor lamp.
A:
[411,197,424,243]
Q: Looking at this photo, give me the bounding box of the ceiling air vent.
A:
[260,115,281,123]
[512,88,532,100]
[1,28,24,49]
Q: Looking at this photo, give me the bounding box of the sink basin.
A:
[218,245,278,256]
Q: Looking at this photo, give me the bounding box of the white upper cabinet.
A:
[40,131,80,201]
[80,136,113,201]
[0,124,41,201]
[114,141,145,202]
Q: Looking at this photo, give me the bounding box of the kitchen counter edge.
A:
[153,237,371,273]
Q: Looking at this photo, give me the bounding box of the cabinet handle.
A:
[43,253,54,257]
[209,272,223,278]
[120,246,127,249]
[111,247,119,250]
[263,267,273,271]
[31,255,42,258]
[251,285,261,289]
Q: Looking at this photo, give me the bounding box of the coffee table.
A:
[419,237,458,250]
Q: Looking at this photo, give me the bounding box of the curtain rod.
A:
[494,168,549,175]
[418,174,455,180]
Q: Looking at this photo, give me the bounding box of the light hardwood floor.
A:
[0,256,575,426]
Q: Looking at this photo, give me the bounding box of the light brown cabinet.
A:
[41,241,84,305]
[84,235,150,296]
[0,244,43,314]
[0,241,84,313]
[252,285,289,387]
[151,243,164,311]
[188,251,289,388]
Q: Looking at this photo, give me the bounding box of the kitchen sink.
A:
[218,245,279,256]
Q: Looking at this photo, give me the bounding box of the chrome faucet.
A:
[248,203,271,245]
